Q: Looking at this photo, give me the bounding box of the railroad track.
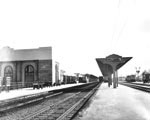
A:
[0,92,70,120]
[125,82,150,87]
[119,82,150,92]
[0,82,101,120]
[23,83,100,120]
[0,83,95,112]
[0,91,63,112]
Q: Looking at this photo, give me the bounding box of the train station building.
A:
[0,46,59,90]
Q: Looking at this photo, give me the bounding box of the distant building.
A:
[0,46,58,90]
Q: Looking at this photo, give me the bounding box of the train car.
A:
[142,72,150,83]
[99,76,104,82]
[63,75,76,84]
[125,75,136,82]
[78,77,86,83]
[88,74,99,82]
[84,74,99,83]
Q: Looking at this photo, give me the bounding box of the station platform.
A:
[74,83,150,120]
[0,83,83,102]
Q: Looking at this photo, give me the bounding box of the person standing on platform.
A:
[6,77,11,92]
[0,77,2,93]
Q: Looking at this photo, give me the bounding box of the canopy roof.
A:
[96,54,132,76]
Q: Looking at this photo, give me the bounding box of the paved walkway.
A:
[74,83,150,120]
[0,83,83,101]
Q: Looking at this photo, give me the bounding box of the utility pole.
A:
[135,67,140,81]
[74,73,80,83]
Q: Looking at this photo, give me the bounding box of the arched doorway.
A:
[4,66,13,86]
[25,65,34,87]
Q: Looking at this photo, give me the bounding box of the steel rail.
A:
[119,82,150,92]
[0,91,63,112]
[124,82,150,87]
[56,83,101,120]
[20,91,82,120]
[0,82,100,120]
[22,83,99,120]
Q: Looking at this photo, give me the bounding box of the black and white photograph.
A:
[0,0,150,120]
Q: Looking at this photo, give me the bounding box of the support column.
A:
[113,70,116,88]
[65,76,67,84]
[108,73,112,87]
[112,65,116,88]
[116,70,118,87]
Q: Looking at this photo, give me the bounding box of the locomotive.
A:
[125,75,136,82]
[142,72,150,83]
[125,71,150,83]
[63,74,99,84]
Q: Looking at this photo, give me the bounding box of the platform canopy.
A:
[96,54,132,76]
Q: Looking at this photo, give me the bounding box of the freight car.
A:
[63,75,76,84]
[88,74,99,82]
[125,75,136,82]
[78,77,86,83]
[84,74,99,83]
[142,72,150,83]
[63,74,99,84]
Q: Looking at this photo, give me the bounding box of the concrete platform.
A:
[74,83,150,120]
[0,83,83,102]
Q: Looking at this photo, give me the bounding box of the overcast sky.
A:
[0,0,150,76]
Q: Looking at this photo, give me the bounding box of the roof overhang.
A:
[96,54,132,76]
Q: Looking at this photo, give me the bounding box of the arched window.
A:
[4,66,13,86]
[25,65,34,74]
[4,66,13,77]
[25,65,34,87]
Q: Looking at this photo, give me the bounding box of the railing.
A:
[0,82,34,91]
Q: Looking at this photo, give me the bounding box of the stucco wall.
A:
[38,60,52,83]
[0,47,52,61]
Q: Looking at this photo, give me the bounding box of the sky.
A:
[0,0,150,76]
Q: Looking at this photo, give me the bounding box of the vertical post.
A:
[0,77,2,93]
[113,70,116,88]
[112,63,120,88]
[112,65,117,88]
[6,77,11,92]
[108,76,110,87]
[110,74,112,85]
[65,76,67,84]
[108,74,112,87]
[116,70,118,87]
[74,73,79,83]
